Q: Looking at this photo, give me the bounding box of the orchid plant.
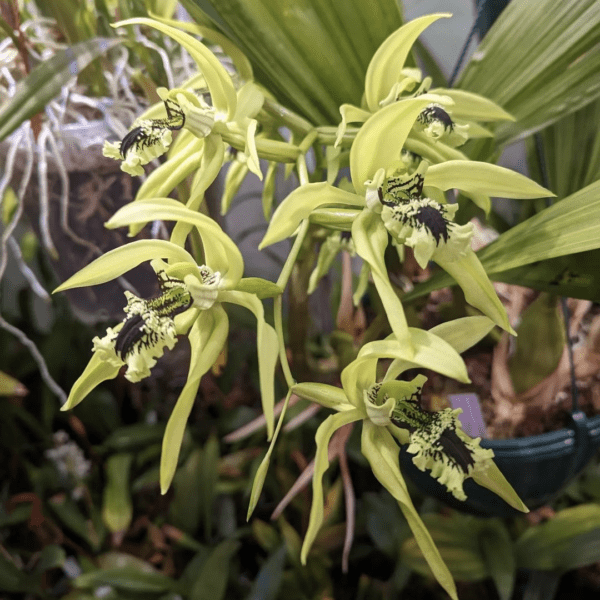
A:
[53,10,563,600]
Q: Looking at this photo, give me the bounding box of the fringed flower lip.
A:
[366,376,496,501]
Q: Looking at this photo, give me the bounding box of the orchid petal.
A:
[106,199,244,287]
[61,352,121,411]
[352,210,412,350]
[292,382,354,411]
[358,328,470,383]
[160,305,229,493]
[350,97,436,195]
[437,250,515,335]
[300,409,363,564]
[260,183,363,248]
[114,18,237,119]
[361,422,458,600]
[53,240,195,292]
[218,290,278,439]
[365,13,451,112]
[425,160,554,198]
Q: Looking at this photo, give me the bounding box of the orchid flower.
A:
[248,316,527,600]
[55,199,280,493]
[103,18,264,183]
[336,14,515,158]
[260,96,553,350]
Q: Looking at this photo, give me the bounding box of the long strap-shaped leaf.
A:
[459,0,600,144]
[0,38,119,142]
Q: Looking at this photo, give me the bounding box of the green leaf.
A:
[480,524,516,600]
[361,423,458,600]
[515,504,600,570]
[0,38,119,142]
[478,180,600,273]
[245,545,286,600]
[218,290,278,438]
[259,183,362,248]
[364,13,451,112]
[160,307,229,493]
[234,277,282,299]
[0,552,38,594]
[490,249,600,302]
[186,0,404,124]
[189,539,240,600]
[459,0,600,144]
[170,447,204,534]
[300,409,363,564]
[508,293,565,394]
[74,568,176,592]
[102,453,133,534]
[425,160,553,199]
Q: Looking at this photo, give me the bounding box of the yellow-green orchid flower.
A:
[248,316,527,600]
[103,18,264,182]
[260,99,553,345]
[335,13,515,156]
[55,199,280,494]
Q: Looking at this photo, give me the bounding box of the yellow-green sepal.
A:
[247,389,294,520]
[471,457,529,513]
[437,250,516,335]
[160,305,229,494]
[260,183,363,248]
[425,160,554,199]
[300,408,363,564]
[357,328,470,384]
[61,352,121,411]
[53,240,195,292]
[352,210,412,351]
[292,382,353,411]
[221,159,249,215]
[364,13,451,112]
[234,277,283,299]
[429,88,515,122]
[146,12,254,81]
[350,97,437,195]
[218,290,278,440]
[340,356,377,409]
[107,198,244,288]
[361,423,458,600]
[114,18,237,120]
[335,104,371,147]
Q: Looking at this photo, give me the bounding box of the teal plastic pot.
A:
[400,411,600,517]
